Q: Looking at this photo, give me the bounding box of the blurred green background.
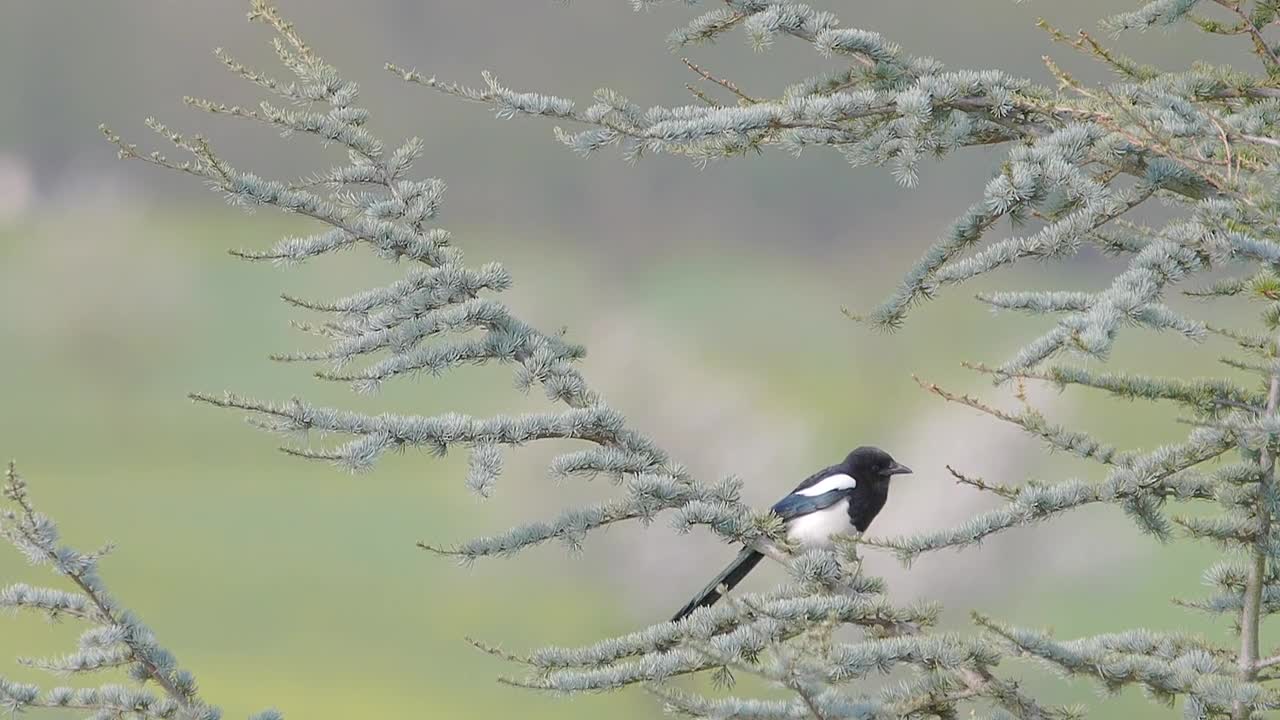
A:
[0,1,1264,718]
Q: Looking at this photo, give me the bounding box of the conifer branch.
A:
[912,375,1129,466]
[81,1,1280,717]
[965,362,1267,415]
[106,7,1021,716]
[1210,0,1280,69]
[3,466,191,709]
[1234,329,1280,719]
[1,465,278,720]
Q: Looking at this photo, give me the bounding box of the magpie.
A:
[671,446,911,622]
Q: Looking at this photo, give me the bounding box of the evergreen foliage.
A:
[388,1,1280,717]
[0,463,279,720]
[0,0,1268,718]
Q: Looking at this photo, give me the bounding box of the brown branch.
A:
[684,83,721,107]
[1211,0,1280,70]
[913,375,1031,427]
[947,465,1020,500]
[681,57,758,104]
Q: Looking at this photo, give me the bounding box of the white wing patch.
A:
[795,473,856,497]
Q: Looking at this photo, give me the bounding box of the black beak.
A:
[886,462,912,476]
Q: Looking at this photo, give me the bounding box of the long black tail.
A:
[671,548,764,622]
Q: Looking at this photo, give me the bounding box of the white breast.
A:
[786,498,852,547]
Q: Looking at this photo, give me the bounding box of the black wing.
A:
[771,490,846,522]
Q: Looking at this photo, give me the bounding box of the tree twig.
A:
[1211,0,1280,70]
[1234,331,1280,720]
[947,465,1020,500]
[681,57,758,104]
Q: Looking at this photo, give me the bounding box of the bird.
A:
[670,446,911,622]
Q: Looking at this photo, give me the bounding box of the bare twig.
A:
[684,83,721,107]
[681,57,758,104]
[947,465,1020,500]
[1211,0,1280,70]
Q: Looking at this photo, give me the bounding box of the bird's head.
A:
[846,446,912,483]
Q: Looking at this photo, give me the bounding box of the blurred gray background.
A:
[0,2,1249,718]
